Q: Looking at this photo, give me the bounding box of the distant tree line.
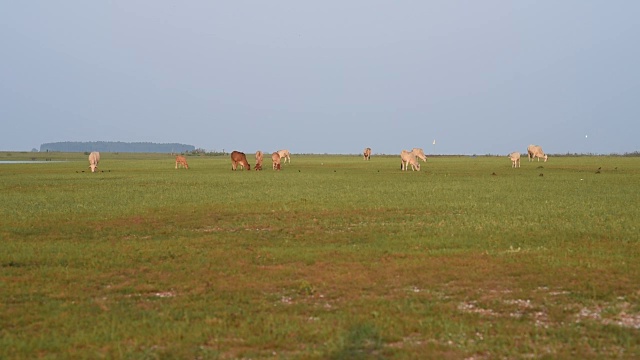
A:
[40,141,196,153]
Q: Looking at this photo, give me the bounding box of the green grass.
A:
[1,152,639,358]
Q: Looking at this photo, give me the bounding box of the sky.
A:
[2,1,639,155]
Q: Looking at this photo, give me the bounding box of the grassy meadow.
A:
[1,151,639,359]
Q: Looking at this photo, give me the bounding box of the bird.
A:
[539,173,544,177]
[491,172,497,176]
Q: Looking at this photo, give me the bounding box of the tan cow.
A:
[527,145,548,162]
[411,148,427,162]
[277,149,291,164]
[271,152,281,170]
[255,151,264,171]
[508,152,521,168]
[400,150,421,171]
[363,147,372,160]
[88,151,100,173]
[231,151,251,170]
[175,155,189,169]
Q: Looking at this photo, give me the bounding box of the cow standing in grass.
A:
[363,147,372,160]
[231,151,251,170]
[400,150,421,171]
[411,148,427,162]
[88,151,100,173]
[271,152,281,170]
[277,149,291,164]
[175,155,189,169]
[527,145,548,162]
[255,151,264,171]
[508,152,521,168]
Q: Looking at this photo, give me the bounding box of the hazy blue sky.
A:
[2,1,639,155]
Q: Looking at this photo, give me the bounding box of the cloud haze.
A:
[2,1,639,154]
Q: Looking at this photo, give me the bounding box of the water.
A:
[0,160,67,164]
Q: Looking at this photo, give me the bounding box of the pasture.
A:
[1,152,639,359]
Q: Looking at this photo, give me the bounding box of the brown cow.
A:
[231,151,251,170]
[363,147,372,160]
[271,152,281,170]
[88,151,100,173]
[175,155,189,169]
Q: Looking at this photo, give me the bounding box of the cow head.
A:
[89,164,97,173]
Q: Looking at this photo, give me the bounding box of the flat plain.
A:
[1,151,639,359]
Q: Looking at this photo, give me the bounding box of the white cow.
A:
[88,152,100,173]
[277,149,291,164]
[411,148,427,162]
[400,150,421,171]
[508,152,521,168]
[527,145,548,162]
[363,147,372,161]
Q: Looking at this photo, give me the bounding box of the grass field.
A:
[1,151,639,359]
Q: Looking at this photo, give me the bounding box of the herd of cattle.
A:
[227,149,291,171]
[87,145,548,172]
[508,145,548,168]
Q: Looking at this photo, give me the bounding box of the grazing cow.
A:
[508,152,521,168]
[400,150,421,171]
[230,151,251,170]
[255,151,264,171]
[88,151,100,173]
[363,147,372,160]
[271,152,281,170]
[527,145,548,162]
[277,149,291,164]
[411,148,427,162]
[175,155,189,170]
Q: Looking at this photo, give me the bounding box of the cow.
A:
[411,148,427,162]
[400,150,421,171]
[527,145,548,162]
[271,152,281,170]
[230,151,251,170]
[277,149,291,164]
[255,151,264,171]
[508,152,521,168]
[88,151,100,173]
[363,147,372,160]
[175,155,189,169]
